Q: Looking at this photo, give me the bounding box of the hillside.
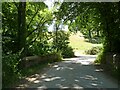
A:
[69,31,102,55]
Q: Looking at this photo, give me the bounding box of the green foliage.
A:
[85,46,103,55]
[2,2,63,87]
[52,30,74,58]
[2,51,62,87]
[53,30,70,50]
[2,2,19,53]
[59,2,120,52]
[2,53,21,87]
[44,51,62,63]
[58,2,103,44]
[27,42,52,56]
[99,3,120,53]
[2,2,52,54]
[2,2,120,87]
[94,49,106,64]
[62,46,74,58]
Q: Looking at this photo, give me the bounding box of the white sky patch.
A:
[44,0,68,32]
[63,25,69,31]
[48,24,54,32]
[44,0,55,9]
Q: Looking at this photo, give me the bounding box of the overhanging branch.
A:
[27,7,40,29]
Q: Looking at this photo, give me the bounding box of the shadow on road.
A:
[16,55,119,89]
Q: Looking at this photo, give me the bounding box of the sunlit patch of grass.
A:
[69,32,102,54]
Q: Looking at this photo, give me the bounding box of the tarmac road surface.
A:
[16,55,120,89]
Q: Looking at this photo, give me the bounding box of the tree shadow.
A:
[15,56,119,89]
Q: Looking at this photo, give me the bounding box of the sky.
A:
[44,0,68,32]
[44,0,55,9]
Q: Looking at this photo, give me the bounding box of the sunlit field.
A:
[69,32,102,54]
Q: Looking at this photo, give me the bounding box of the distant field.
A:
[69,32,102,54]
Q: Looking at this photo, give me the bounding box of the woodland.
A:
[2,2,120,87]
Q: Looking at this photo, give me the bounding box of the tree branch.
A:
[27,7,40,29]
[27,17,53,38]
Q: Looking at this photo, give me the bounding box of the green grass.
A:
[69,32,102,54]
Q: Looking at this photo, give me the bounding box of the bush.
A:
[44,51,62,62]
[94,49,105,64]
[52,31,74,58]
[62,46,74,58]
[85,46,103,55]
[27,42,53,56]
[2,53,21,87]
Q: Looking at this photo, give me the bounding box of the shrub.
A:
[62,46,74,58]
[94,49,105,64]
[2,53,21,87]
[85,46,103,55]
[52,30,70,51]
[52,31,74,58]
[45,51,62,62]
[27,42,53,56]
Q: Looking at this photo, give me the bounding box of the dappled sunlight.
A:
[91,83,98,87]
[73,84,84,89]
[16,55,118,89]
[80,75,98,81]
[17,84,28,88]
[61,79,66,82]
[56,67,73,71]
[26,77,37,82]
[37,85,47,89]
[43,77,61,82]
[33,80,41,84]
[80,61,92,65]
[25,74,41,82]
[59,86,69,89]
[53,65,59,68]
[95,69,104,72]
[63,57,79,61]
[63,55,97,65]
[41,74,47,79]
[3,1,119,88]
[55,65,74,71]
[74,79,79,82]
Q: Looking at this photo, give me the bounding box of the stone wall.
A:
[105,52,120,72]
[22,54,62,68]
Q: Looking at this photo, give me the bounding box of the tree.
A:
[57,2,120,77]
[57,2,103,43]
[2,2,49,55]
[98,3,120,53]
[17,2,26,56]
[58,2,120,51]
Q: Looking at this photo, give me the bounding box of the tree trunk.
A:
[17,2,26,56]
[99,3,112,52]
[17,2,26,69]
[55,23,59,52]
[88,29,92,42]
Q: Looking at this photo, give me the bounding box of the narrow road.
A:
[17,55,119,89]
